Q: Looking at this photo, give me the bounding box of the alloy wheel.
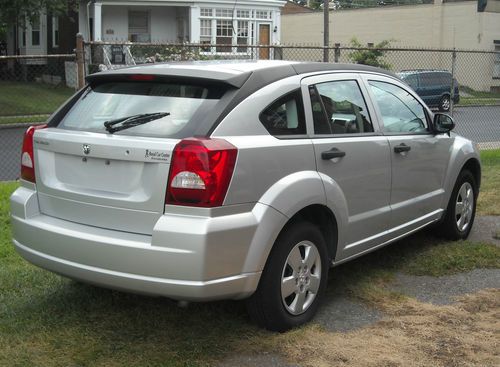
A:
[281,240,322,315]
[455,182,474,232]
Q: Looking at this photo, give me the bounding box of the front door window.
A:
[368,81,428,134]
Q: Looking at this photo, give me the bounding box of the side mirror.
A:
[433,113,455,134]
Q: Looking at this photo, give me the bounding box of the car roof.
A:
[398,69,451,75]
[86,60,398,89]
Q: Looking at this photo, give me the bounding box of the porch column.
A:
[189,6,200,43]
[78,1,89,40]
[93,2,102,41]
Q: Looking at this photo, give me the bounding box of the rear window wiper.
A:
[104,112,170,134]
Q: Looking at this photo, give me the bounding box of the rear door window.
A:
[58,82,226,138]
[259,90,306,136]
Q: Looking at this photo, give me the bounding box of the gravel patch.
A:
[391,268,500,305]
[468,216,500,246]
[218,353,299,367]
[315,293,382,332]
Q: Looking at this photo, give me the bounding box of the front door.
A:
[258,24,270,60]
[302,74,392,260]
[363,75,454,230]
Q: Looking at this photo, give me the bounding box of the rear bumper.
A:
[10,186,284,301]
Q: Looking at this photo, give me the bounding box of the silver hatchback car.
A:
[11,61,480,331]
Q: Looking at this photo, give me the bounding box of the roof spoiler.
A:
[86,68,251,89]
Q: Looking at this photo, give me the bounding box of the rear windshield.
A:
[58,81,225,138]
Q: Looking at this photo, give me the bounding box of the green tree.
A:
[0,0,70,26]
[348,37,392,70]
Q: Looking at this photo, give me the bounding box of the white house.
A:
[78,0,285,57]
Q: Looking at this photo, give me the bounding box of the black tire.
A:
[245,221,329,332]
[439,94,451,112]
[439,170,477,240]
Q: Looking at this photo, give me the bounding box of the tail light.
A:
[166,138,237,207]
[21,124,47,183]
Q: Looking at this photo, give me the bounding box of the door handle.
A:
[321,148,346,160]
[394,143,411,153]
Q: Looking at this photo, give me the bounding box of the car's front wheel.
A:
[246,221,329,332]
[439,94,451,112]
[439,170,477,240]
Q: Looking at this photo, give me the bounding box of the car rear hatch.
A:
[34,129,176,235]
[33,70,245,235]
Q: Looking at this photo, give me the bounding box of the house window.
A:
[52,16,59,47]
[200,19,212,51]
[237,10,250,18]
[31,18,40,46]
[255,11,270,19]
[494,44,500,79]
[199,7,268,54]
[215,8,233,18]
[237,21,249,52]
[21,21,26,47]
[200,8,212,17]
[216,20,232,52]
[129,11,150,42]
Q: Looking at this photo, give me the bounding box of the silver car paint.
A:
[10,65,481,301]
[33,128,176,235]
[299,73,392,258]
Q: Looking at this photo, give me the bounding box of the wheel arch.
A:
[462,157,481,190]
[285,204,339,263]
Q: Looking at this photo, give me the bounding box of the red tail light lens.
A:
[21,124,47,183]
[128,74,156,81]
[166,138,238,207]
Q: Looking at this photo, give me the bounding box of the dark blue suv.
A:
[397,70,460,112]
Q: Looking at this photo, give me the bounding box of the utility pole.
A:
[323,0,329,62]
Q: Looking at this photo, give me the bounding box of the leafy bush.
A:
[130,45,209,63]
[348,37,392,70]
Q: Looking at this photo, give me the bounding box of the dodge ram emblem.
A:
[83,144,90,155]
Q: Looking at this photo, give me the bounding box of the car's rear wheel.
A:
[246,221,329,332]
[439,170,477,240]
[439,94,451,112]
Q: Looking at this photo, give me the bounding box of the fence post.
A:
[450,48,457,117]
[334,43,340,63]
[76,33,85,90]
[323,0,329,62]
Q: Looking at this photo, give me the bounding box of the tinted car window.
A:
[369,81,428,134]
[402,74,419,89]
[260,90,306,136]
[59,82,225,138]
[311,80,373,135]
[438,72,452,86]
[420,73,437,87]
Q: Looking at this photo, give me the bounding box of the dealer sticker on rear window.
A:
[145,149,170,163]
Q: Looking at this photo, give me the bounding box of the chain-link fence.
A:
[85,41,500,149]
[0,54,77,180]
[1,43,499,180]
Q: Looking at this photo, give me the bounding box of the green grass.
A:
[0,114,50,125]
[0,148,499,365]
[459,86,500,99]
[457,87,500,106]
[0,181,262,366]
[404,241,500,276]
[0,82,74,119]
[457,97,500,107]
[477,149,500,216]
